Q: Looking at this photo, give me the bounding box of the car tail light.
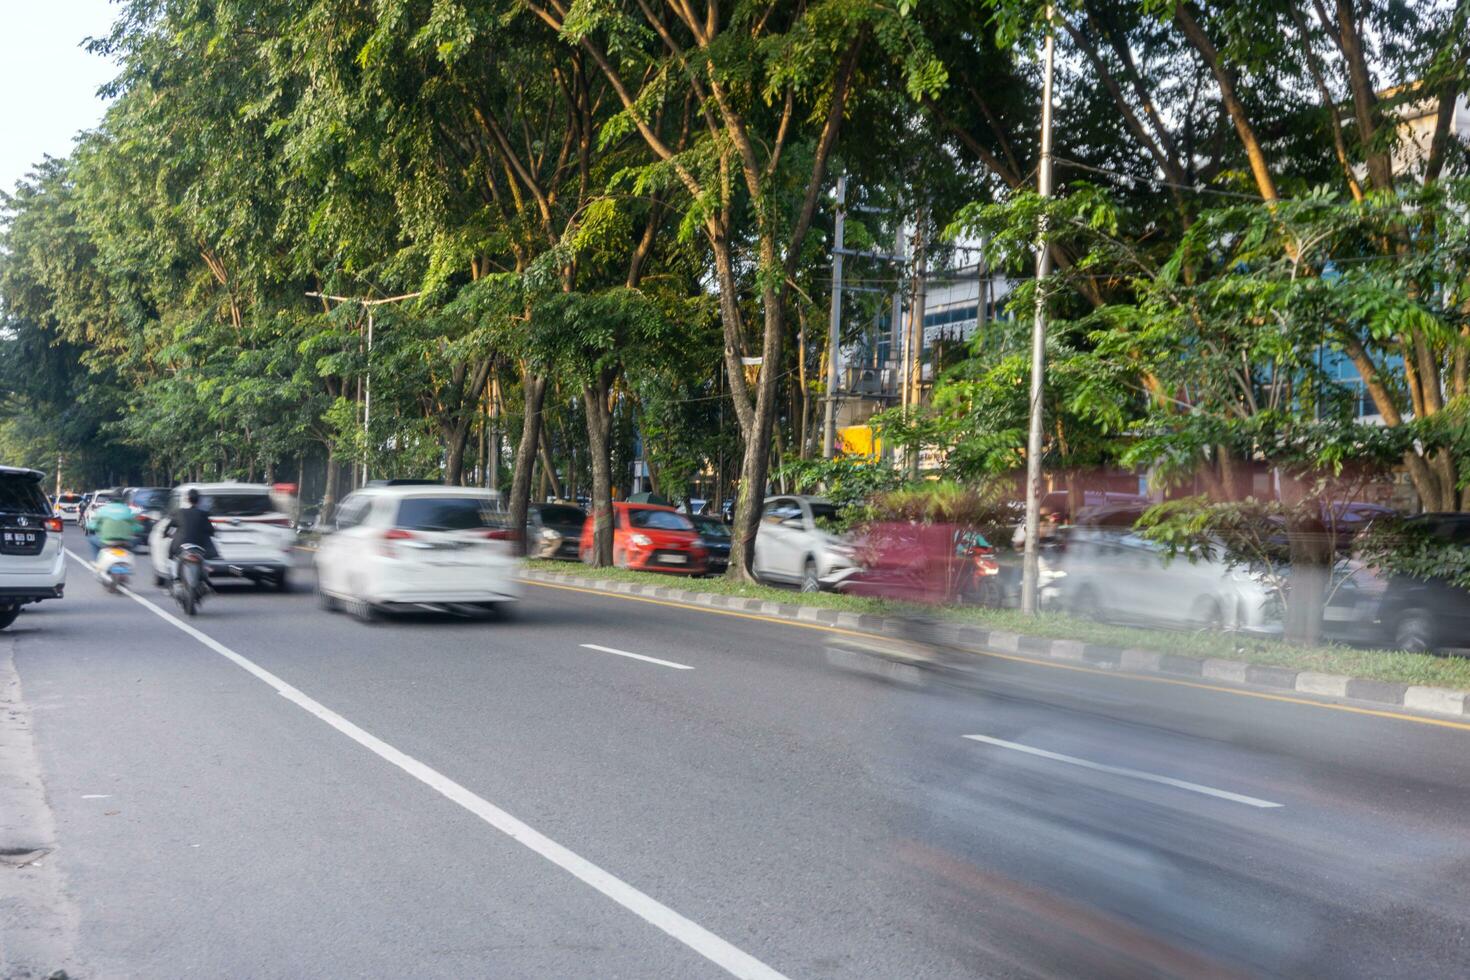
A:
[380,527,415,558]
[45,517,63,533]
[483,528,515,540]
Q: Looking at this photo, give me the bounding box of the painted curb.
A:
[521,569,1470,720]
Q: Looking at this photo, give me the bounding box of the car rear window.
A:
[58,493,83,504]
[0,476,51,515]
[395,496,506,531]
[201,493,276,517]
[131,489,169,509]
[628,508,693,531]
[538,505,585,526]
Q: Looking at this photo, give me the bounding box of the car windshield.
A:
[538,505,585,526]
[694,518,730,539]
[0,476,51,515]
[201,493,276,517]
[808,502,843,532]
[628,508,693,531]
[396,496,506,531]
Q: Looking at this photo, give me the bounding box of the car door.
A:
[754,498,801,582]
[317,494,366,595]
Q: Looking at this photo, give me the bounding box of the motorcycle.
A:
[173,543,208,616]
[96,544,133,593]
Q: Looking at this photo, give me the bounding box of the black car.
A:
[691,514,731,574]
[530,502,587,560]
[123,486,171,549]
[1325,513,1470,652]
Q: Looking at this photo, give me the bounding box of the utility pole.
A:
[822,176,848,459]
[907,207,928,413]
[307,290,422,485]
[1021,7,1058,617]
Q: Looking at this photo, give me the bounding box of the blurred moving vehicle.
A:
[96,545,133,593]
[690,514,731,575]
[0,467,66,629]
[753,495,857,592]
[580,502,707,575]
[173,543,209,616]
[54,491,84,524]
[1323,513,1470,651]
[1044,518,1277,632]
[148,483,295,590]
[315,484,519,621]
[844,522,1002,605]
[529,502,586,560]
[122,486,170,549]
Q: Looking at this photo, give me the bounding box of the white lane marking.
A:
[962,734,1283,809]
[61,551,785,980]
[81,794,111,799]
[580,643,694,671]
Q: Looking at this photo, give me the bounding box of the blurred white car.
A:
[148,483,296,590]
[314,484,520,621]
[0,467,67,629]
[1043,525,1278,632]
[752,495,858,592]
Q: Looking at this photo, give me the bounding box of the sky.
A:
[0,0,120,195]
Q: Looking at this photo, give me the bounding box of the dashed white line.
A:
[962,734,1283,809]
[581,643,694,670]
[62,550,785,979]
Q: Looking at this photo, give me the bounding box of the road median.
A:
[522,561,1470,721]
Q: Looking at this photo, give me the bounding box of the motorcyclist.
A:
[168,488,219,565]
[87,499,141,562]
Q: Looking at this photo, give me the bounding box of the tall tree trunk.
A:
[321,443,340,523]
[1280,474,1330,645]
[508,372,548,556]
[583,377,615,566]
[537,419,565,500]
[727,284,785,579]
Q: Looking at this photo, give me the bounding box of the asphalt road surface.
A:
[4,527,1470,978]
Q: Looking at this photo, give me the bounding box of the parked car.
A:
[529,502,587,560]
[580,502,707,574]
[1323,512,1470,651]
[122,486,170,550]
[690,514,731,574]
[148,483,296,590]
[752,495,858,592]
[315,484,519,620]
[0,467,67,629]
[1043,521,1278,632]
[54,491,84,524]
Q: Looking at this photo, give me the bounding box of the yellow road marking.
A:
[523,577,1470,733]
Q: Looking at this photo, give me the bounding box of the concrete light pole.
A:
[307,291,422,485]
[822,175,848,459]
[1021,6,1057,617]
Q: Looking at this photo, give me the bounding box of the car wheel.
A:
[274,571,291,593]
[154,570,168,588]
[0,605,19,631]
[1394,608,1437,652]
[800,558,820,593]
[352,595,378,623]
[1190,596,1224,631]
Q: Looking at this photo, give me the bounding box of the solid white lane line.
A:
[962,734,1283,809]
[581,643,694,670]
[61,552,785,980]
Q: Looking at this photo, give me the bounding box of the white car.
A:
[54,491,84,524]
[314,484,520,621]
[148,483,296,590]
[0,467,67,629]
[752,495,858,592]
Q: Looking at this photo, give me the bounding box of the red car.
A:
[580,502,708,574]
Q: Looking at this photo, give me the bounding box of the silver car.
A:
[752,495,858,592]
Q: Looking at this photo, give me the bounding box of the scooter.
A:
[173,543,208,616]
[96,544,133,593]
